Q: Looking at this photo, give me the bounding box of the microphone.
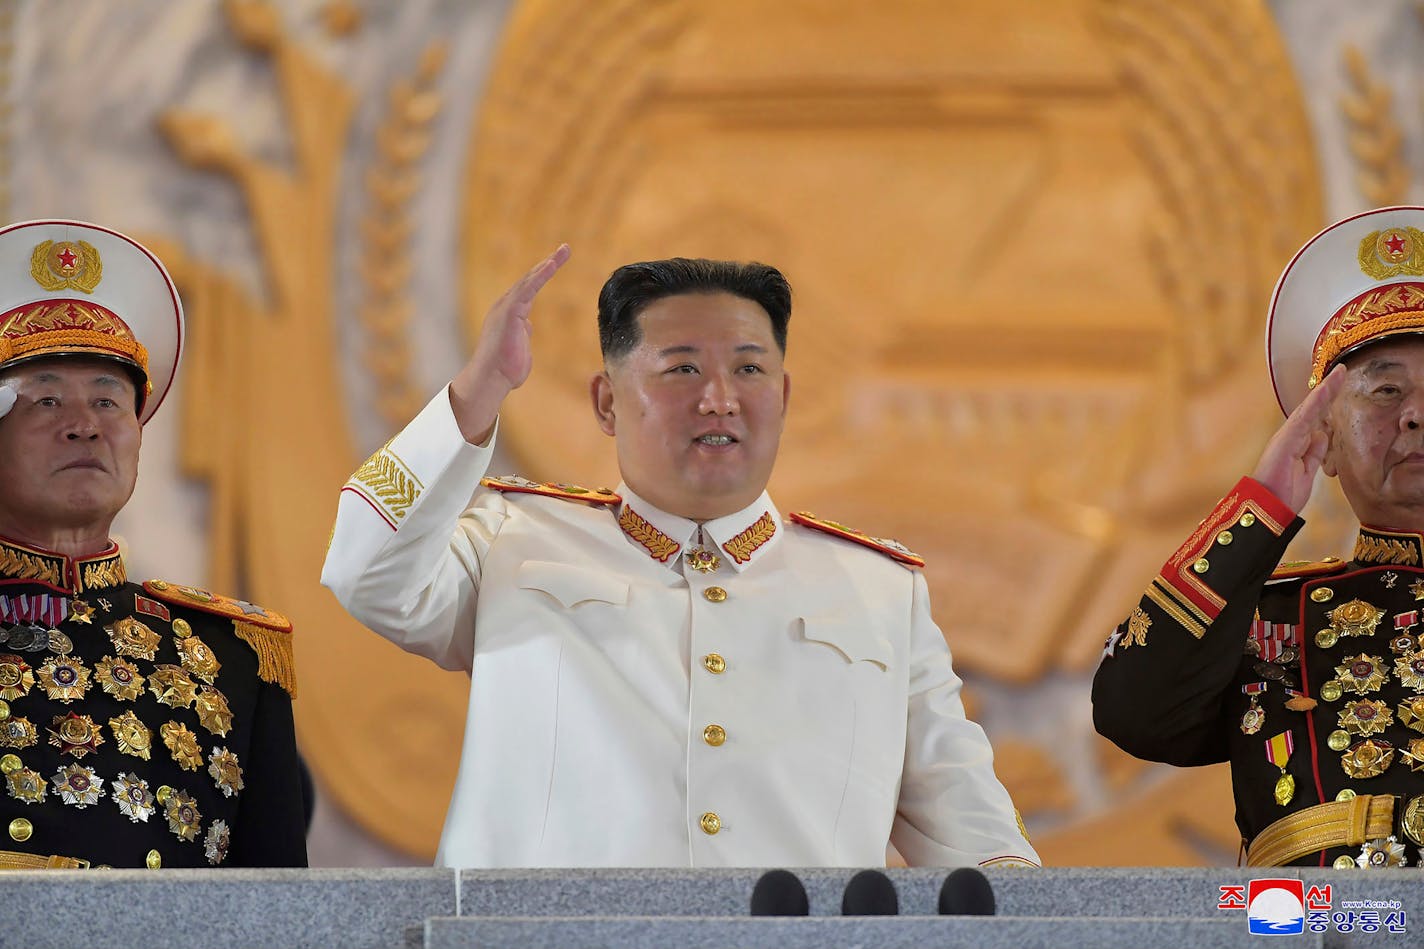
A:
[937,867,996,916]
[841,868,899,915]
[750,869,810,916]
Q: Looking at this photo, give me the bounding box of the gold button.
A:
[1311,587,1334,603]
[8,818,32,842]
[702,653,726,675]
[1321,680,1343,702]
[1328,729,1352,752]
[145,849,161,870]
[1332,854,1357,869]
[699,811,721,835]
[703,724,726,747]
[1192,558,1209,574]
[1239,513,1256,527]
[0,699,8,721]
[171,619,192,639]
[1315,629,1339,649]
[156,786,173,805]
[0,754,20,774]
[1335,788,1357,802]
[703,587,727,603]
[1216,530,1233,546]
[149,580,169,591]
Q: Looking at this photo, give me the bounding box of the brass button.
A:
[1320,680,1343,702]
[1332,854,1357,869]
[0,699,8,721]
[1239,513,1256,527]
[702,653,726,675]
[703,587,727,603]
[1192,558,1209,574]
[1328,729,1352,752]
[703,724,726,747]
[145,849,161,870]
[1315,628,1339,649]
[8,817,32,842]
[171,619,192,639]
[1311,587,1334,603]
[0,753,20,774]
[1335,788,1357,802]
[156,786,173,805]
[699,811,721,835]
[1216,530,1233,546]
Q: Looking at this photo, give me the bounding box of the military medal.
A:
[111,772,155,822]
[109,710,152,760]
[1395,650,1424,691]
[204,819,230,865]
[1357,836,1407,868]
[1401,738,1424,773]
[207,746,244,797]
[51,764,103,807]
[46,629,72,656]
[1335,654,1389,694]
[1265,731,1295,806]
[1240,683,1267,734]
[1391,633,1418,655]
[684,547,721,573]
[94,655,145,701]
[148,665,198,709]
[36,656,90,703]
[1382,571,1400,589]
[1253,662,1286,682]
[1414,579,1424,601]
[67,599,95,624]
[105,617,160,661]
[47,712,104,758]
[160,721,204,771]
[1400,696,1424,733]
[1283,688,1316,712]
[0,654,34,700]
[194,686,233,737]
[1328,599,1386,638]
[1341,738,1394,779]
[160,786,202,842]
[175,633,221,685]
[5,765,46,804]
[0,716,36,749]
[1339,699,1392,736]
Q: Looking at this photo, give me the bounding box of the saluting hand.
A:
[1250,364,1347,514]
[450,244,571,444]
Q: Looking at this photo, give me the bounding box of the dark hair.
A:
[597,258,791,360]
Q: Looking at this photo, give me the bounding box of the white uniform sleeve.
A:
[891,571,1041,867]
[320,386,507,672]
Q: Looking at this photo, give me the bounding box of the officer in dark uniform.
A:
[0,219,305,868]
[1094,206,1424,869]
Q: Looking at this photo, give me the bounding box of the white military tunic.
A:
[322,388,1038,869]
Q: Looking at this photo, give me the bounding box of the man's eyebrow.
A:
[735,343,768,354]
[90,375,126,389]
[1362,358,1406,376]
[658,345,698,357]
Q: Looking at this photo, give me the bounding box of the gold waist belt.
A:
[0,849,91,870]
[1246,794,1395,867]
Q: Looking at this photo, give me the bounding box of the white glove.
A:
[0,384,14,420]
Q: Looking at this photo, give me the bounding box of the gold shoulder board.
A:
[1270,557,1348,581]
[481,475,621,506]
[789,511,925,567]
[142,580,296,698]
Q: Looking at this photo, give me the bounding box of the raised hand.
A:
[1250,364,1346,513]
[449,244,571,444]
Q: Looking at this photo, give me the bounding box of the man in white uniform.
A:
[322,248,1037,868]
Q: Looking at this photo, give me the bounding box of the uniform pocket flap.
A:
[797,616,892,668]
[517,561,630,608]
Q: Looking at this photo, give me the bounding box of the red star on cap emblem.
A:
[1385,232,1407,255]
[55,246,78,269]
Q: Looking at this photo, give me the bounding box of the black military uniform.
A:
[1094,476,1424,868]
[0,537,305,868]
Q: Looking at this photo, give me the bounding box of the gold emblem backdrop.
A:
[61,0,1373,862]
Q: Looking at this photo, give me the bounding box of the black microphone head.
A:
[750,869,810,916]
[841,868,899,916]
[938,867,996,916]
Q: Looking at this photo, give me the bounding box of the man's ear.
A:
[590,370,616,436]
[781,371,791,420]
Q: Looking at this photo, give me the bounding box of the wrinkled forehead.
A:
[1340,335,1424,376]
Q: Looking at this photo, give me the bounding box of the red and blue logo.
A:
[1247,879,1305,935]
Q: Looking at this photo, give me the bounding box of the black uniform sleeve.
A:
[1092,477,1301,766]
[228,680,309,866]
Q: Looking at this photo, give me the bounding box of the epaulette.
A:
[1268,557,1348,582]
[481,475,620,506]
[142,580,296,698]
[789,511,925,568]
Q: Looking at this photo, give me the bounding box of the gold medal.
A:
[1400,695,1424,733]
[684,547,721,574]
[1328,729,1353,751]
[1274,772,1295,806]
[1320,679,1344,702]
[1391,633,1419,655]
[94,655,144,701]
[36,656,90,703]
[1327,599,1385,637]
[108,710,152,760]
[1395,650,1424,691]
[67,599,95,625]
[1241,700,1265,735]
[148,665,198,709]
[1400,738,1424,773]
[51,764,103,808]
[1341,739,1394,779]
[204,819,231,865]
[163,788,202,842]
[5,766,46,804]
[0,716,36,749]
[105,617,160,661]
[1264,731,1295,806]
[1356,836,1407,868]
[1339,699,1393,737]
[160,721,203,771]
[0,653,34,700]
[194,686,233,737]
[111,771,155,822]
[207,746,244,798]
[175,634,220,685]
[1335,654,1389,694]
[47,712,104,758]
[46,629,72,655]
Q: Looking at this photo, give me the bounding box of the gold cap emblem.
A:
[29,239,102,293]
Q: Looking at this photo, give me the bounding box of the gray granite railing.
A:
[0,867,1414,948]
